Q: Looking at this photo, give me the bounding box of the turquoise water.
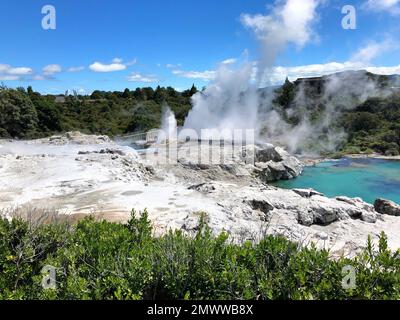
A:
[274,158,400,204]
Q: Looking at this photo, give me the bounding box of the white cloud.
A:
[241,0,320,82]
[89,61,127,72]
[67,66,85,72]
[171,60,398,87]
[0,64,33,80]
[263,62,400,85]
[365,65,400,75]
[172,69,216,81]
[197,40,400,85]
[89,58,136,72]
[363,0,400,14]
[126,59,137,66]
[221,58,237,65]
[241,0,320,49]
[43,64,62,75]
[112,57,123,64]
[266,61,364,84]
[258,39,399,84]
[0,75,20,81]
[32,75,46,81]
[171,60,388,84]
[166,63,182,69]
[127,72,158,83]
[351,40,397,63]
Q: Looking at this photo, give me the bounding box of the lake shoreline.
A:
[301,153,400,167]
[2,133,400,256]
[277,155,400,206]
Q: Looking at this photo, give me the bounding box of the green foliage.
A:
[351,233,400,299]
[0,87,39,138]
[273,76,400,156]
[127,209,152,244]
[0,216,69,299]
[0,85,196,139]
[1,212,400,300]
[274,78,296,109]
[2,80,400,157]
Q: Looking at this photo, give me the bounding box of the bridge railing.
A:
[117,129,161,143]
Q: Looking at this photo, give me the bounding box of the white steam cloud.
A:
[184,64,260,134]
[184,0,321,143]
[241,0,320,83]
[158,105,178,143]
[182,0,396,155]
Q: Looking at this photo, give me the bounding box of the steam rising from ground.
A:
[184,64,260,134]
[184,0,322,148]
[263,71,394,154]
[183,0,395,155]
[241,0,320,84]
[159,105,178,142]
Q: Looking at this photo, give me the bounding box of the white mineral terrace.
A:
[1,131,400,257]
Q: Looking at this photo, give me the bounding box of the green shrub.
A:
[1,211,400,300]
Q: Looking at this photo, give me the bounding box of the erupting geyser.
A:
[158,105,178,143]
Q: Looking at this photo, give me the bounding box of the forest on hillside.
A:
[1,71,400,156]
[272,72,400,156]
[0,84,198,139]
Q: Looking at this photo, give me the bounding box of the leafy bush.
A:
[1,210,400,300]
[0,87,39,138]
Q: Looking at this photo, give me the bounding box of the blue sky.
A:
[1,0,400,93]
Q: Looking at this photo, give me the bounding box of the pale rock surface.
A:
[254,145,304,182]
[1,133,400,257]
[32,131,112,145]
[293,188,324,198]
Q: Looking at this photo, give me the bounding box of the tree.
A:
[27,86,34,95]
[275,78,295,109]
[350,112,381,132]
[30,94,62,133]
[90,90,104,100]
[0,88,38,138]
[189,84,197,96]
[166,86,178,98]
[122,88,131,99]
[133,88,144,100]
[142,87,155,100]
[154,86,166,103]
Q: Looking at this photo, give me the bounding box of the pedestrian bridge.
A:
[116,127,256,148]
[116,129,161,146]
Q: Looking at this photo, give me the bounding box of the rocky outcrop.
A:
[34,131,111,145]
[247,198,275,215]
[188,183,216,194]
[293,188,324,198]
[154,142,303,184]
[336,196,378,223]
[255,162,293,182]
[242,189,379,227]
[255,145,304,182]
[301,195,378,225]
[374,198,400,216]
[255,144,283,162]
[178,159,211,171]
[78,148,126,156]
